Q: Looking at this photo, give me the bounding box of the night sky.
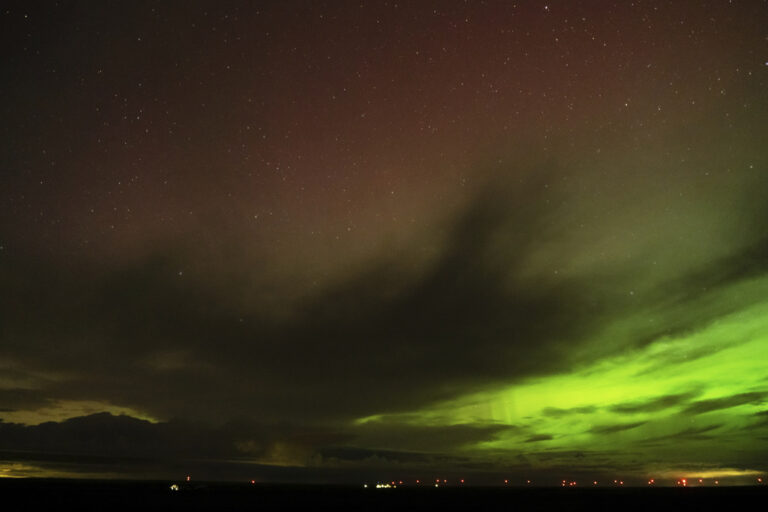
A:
[2,1,768,485]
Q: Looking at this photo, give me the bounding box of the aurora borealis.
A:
[1,1,768,484]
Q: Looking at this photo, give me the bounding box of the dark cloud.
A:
[0,413,234,460]
[738,412,768,432]
[639,424,723,444]
[681,392,767,416]
[0,172,616,426]
[541,406,598,418]
[631,232,768,349]
[524,434,554,443]
[667,234,768,302]
[0,388,52,413]
[609,392,701,414]
[522,449,649,474]
[588,421,647,435]
[636,346,726,373]
[349,423,513,453]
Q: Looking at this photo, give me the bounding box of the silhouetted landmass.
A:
[1,478,766,512]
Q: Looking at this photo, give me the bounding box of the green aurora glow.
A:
[352,275,768,481]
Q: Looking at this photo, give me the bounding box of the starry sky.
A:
[1,1,768,485]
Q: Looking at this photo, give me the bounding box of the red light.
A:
[594,481,598,485]
[526,480,531,484]
[619,481,624,485]
[436,479,440,483]
[399,481,403,485]
[416,480,420,484]
[460,479,464,484]
[504,479,509,484]
[186,476,190,482]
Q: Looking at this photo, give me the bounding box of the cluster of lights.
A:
[362,477,609,488]
[169,475,191,491]
[364,477,460,489]
[359,474,767,489]
[671,478,726,486]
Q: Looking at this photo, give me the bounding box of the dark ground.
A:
[2,479,765,511]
